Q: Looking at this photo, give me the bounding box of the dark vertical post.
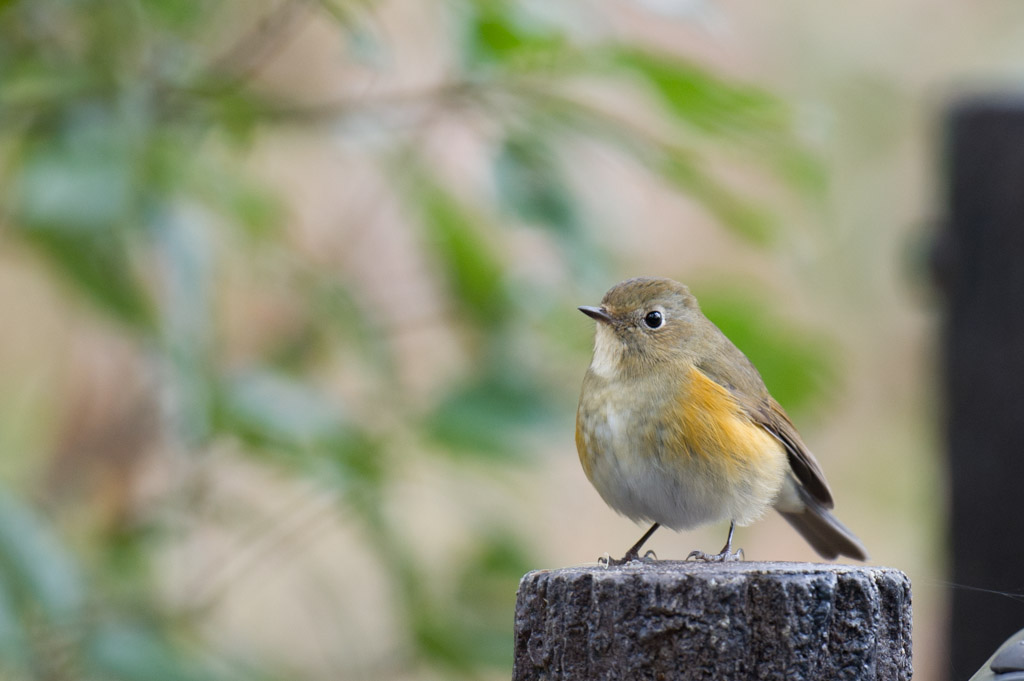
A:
[943,97,1024,677]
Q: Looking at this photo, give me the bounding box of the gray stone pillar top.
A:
[529,559,902,578]
[513,561,912,681]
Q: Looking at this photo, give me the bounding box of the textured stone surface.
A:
[512,562,911,681]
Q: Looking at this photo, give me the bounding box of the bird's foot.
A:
[686,547,744,562]
[598,549,658,567]
[687,521,743,562]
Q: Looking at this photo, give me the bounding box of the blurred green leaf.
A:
[213,368,383,489]
[492,131,610,283]
[411,608,473,673]
[451,531,531,667]
[11,107,155,326]
[190,165,284,238]
[405,167,508,327]
[658,152,778,245]
[307,278,392,374]
[0,61,94,111]
[494,133,578,236]
[514,89,782,246]
[460,0,568,70]
[205,89,268,149]
[0,573,30,673]
[217,369,346,451]
[407,529,532,670]
[696,285,838,416]
[154,206,216,446]
[605,47,825,197]
[0,488,83,622]
[770,142,827,199]
[23,228,155,327]
[137,0,206,29]
[15,111,133,232]
[608,46,787,141]
[88,622,217,681]
[427,363,556,460]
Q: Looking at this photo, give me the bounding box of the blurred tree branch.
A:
[201,0,317,92]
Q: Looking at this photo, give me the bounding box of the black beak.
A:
[578,306,613,324]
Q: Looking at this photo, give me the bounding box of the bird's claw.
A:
[686,547,744,562]
[598,549,658,567]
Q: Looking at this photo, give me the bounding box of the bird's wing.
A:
[750,398,834,509]
[695,355,835,509]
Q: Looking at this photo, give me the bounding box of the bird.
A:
[574,277,867,564]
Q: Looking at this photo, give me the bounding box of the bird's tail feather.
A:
[777,485,868,561]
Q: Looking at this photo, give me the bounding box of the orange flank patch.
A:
[666,365,783,475]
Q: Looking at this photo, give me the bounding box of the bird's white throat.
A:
[590,323,625,378]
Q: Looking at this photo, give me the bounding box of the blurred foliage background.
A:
[4,0,1021,679]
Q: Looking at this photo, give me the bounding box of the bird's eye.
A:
[643,310,663,329]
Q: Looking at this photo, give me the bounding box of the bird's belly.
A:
[578,390,787,531]
[586,449,775,530]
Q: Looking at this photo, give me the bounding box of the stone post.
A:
[512,561,912,681]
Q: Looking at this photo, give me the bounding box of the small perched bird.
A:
[575,277,867,563]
